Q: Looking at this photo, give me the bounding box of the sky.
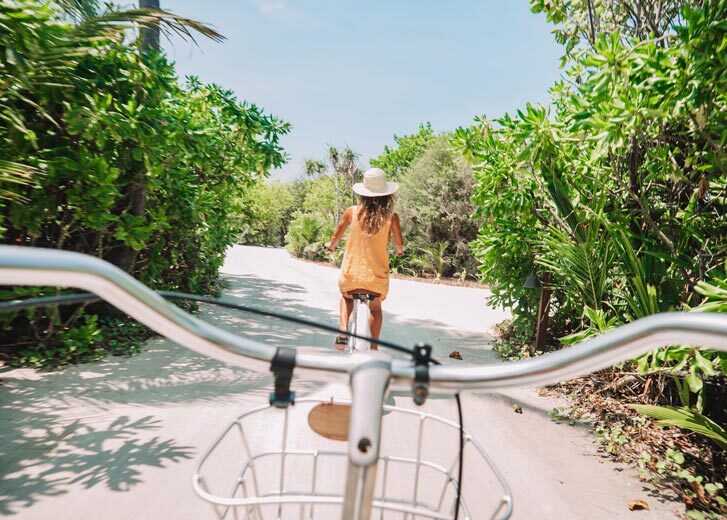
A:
[163,0,564,180]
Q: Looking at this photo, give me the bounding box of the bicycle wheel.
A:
[353,300,371,351]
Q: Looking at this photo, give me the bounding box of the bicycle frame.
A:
[1,245,726,520]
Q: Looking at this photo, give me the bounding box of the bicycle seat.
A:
[348,290,379,300]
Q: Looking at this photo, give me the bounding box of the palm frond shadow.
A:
[0,408,193,515]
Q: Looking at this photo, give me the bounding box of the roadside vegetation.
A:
[0,0,288,368]
[450,1,725,516]
[249,125,480,281]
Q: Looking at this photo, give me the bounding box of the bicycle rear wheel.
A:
[349,299,371,352]
[346,301,358,353]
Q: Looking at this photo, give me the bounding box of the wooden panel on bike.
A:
[307,402,350,441]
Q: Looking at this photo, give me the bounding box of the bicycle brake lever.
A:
[412,343,432,406]
[269,347,297,408]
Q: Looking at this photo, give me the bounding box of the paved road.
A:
[0,246,682,519]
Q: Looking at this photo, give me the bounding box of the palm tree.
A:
[328,146,361,210]
[303,147,361,222]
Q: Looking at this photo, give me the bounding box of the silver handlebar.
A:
[1,245,726,391]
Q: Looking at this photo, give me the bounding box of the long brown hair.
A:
[358,195,394,235]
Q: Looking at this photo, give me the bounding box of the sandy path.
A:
[0,246,682,519]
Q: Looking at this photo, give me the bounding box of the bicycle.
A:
[1,245,726,520]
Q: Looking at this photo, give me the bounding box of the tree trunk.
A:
[139,0,160,52]
[334,172,340,223]
[530,272,552,355]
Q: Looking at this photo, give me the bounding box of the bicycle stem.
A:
[342,353,392,520]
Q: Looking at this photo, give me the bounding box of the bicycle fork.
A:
[341,352,392,520]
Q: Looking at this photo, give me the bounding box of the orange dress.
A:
[338,205,392,300]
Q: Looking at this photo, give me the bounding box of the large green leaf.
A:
[632,405,727,449]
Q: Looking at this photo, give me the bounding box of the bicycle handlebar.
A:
[1,245,726,392]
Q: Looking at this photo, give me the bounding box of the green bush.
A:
[454,116,542,334]
[238,181,296,247]
[10,311,151,370]
[284,212,331,260]
[455,2,727,344]
[0,1,288,366]
[300,174,339,227]
[279,165,351,262]
[396,136,479,278]
[370,123,435,179]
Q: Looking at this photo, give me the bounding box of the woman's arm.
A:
[390,213,404,255]
[325,207,353,252]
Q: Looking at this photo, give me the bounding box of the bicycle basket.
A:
[193,397,512,520]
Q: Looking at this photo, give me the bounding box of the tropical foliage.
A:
[454,1,726,514]
[455,0,726,344]
[265,133,479,280]
[369,122,435,179]
[0,0,289,366]
[395,136,479,278]
[238,181,297,247]
[285,212,331,260]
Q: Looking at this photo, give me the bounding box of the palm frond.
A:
[410,242,450,279]
[0,161,38,202]
[0,1,224,138]
[55,0,100,22]
[74,8,225,45]
[536,224,615,310]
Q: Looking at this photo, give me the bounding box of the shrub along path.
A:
[0,246,683,518]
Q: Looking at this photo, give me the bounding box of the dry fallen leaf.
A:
[449,351,463,360]
[512,404,523,414]
[628,499,650,511]
[690,481,707,504]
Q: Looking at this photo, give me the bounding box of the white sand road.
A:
[0,245,683,519]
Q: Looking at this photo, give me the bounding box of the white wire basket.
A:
[193,397,513,520]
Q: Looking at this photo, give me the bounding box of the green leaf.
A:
[685,366,703,394]
[693,350,717,377]
[631,405,727,449]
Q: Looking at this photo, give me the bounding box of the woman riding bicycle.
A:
[325,167,404,350]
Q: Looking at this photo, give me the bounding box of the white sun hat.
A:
[352,168,399,197]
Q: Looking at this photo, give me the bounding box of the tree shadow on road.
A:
[0,403,193,516]
[0,316,282,515]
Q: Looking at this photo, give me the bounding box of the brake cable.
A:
[0,291,415,356]
[0,290,464,516]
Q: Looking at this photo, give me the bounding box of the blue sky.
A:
[163,1,563,180]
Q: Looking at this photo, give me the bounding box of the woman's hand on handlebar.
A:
[325,241,337,253]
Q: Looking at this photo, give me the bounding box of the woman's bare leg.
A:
[369,298,383,349]
[339,295,353,333]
